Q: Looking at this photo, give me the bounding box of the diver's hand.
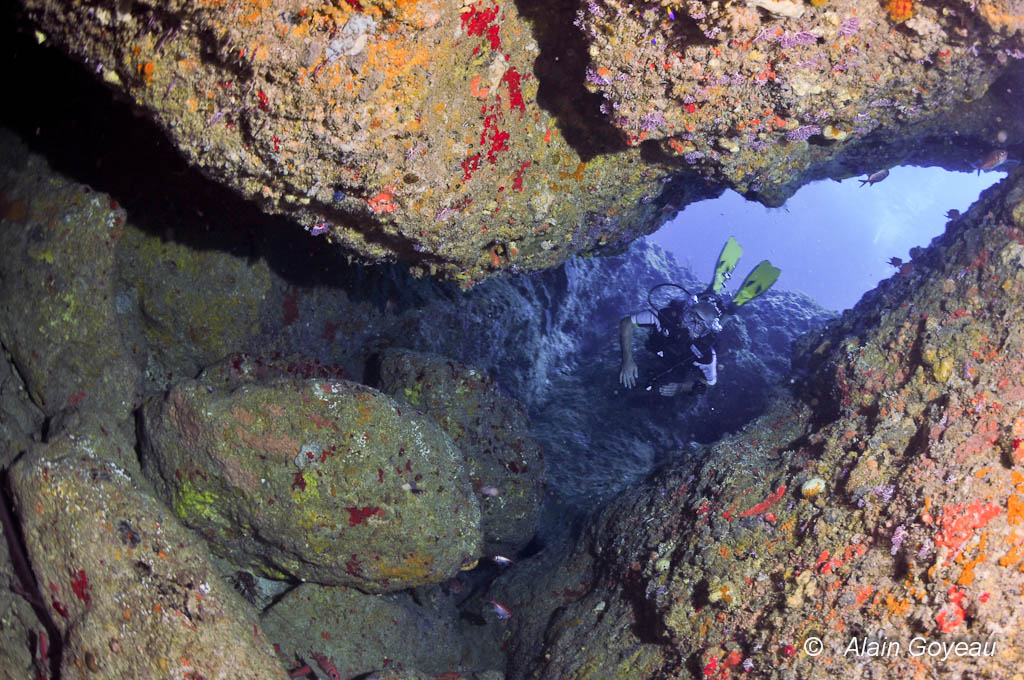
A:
[619,359,638,388]
[658,382,681,397]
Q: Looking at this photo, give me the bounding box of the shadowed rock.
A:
[0,129,141,418]
[8,424,289,680]
[260,581,496,678]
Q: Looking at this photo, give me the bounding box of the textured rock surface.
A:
[375,348,544,553]
[0,129,141,418]
[0,352,44,470]
[0,517,39,680]
[115,218,273,386]
[140,374,482,591]
[13,0,670,282]
[11,0,1024,281]
[577,0,1019,201]
[260,582,497,678]
[8,425,288,680]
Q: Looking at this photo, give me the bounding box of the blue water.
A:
[649,167,1006,311]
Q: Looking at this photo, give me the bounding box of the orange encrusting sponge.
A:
[886,0,914,22]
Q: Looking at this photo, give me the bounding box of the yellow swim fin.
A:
[711,237,743,294]
[732,260,781,307]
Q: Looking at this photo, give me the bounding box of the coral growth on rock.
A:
[13,0,1022,280]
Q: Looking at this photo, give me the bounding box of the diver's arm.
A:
[618,316,638,388]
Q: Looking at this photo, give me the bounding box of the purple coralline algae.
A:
[785,125,822,142]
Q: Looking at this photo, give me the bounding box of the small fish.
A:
[945,209,960,220]
[974,149,1008,174]
[487,599,512,620]
[480,486,500,497]
[491,555,515,566]
[887,257,903,268]
[310,651,341,680]
[859,169,889,187]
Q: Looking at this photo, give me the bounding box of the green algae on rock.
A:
[375,348,544,553]
[139,374,482,591]
[8,425,288,680]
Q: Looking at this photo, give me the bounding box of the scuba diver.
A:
[618,237,780,398]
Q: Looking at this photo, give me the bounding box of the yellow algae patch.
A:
[379,552,437,581]
[560,162,587,182]
[173,481,220,523]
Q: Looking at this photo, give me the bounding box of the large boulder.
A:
[0,128,141,418]
[8,425,288,680]
[139,373,482,591]
[12,0,667,282]
[375,349,543,553]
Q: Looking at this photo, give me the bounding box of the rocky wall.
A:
[12,0,1023,281]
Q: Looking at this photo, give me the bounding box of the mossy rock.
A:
[140,376,481,592]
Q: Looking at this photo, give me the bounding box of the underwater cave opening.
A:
[649,166,1006,312]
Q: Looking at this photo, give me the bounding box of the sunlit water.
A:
[649,167,1006,311]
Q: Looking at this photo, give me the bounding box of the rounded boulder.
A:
[140,377,481,592]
